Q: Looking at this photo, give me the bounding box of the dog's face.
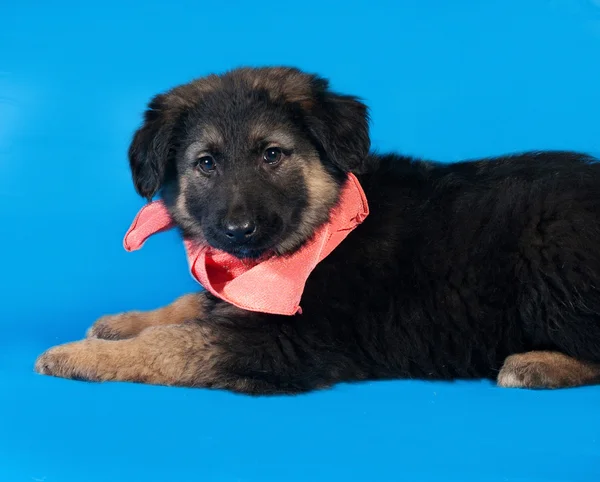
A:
[128,67,370,259]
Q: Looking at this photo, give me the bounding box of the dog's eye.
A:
[195,156,216,173]
[263,147,283,165]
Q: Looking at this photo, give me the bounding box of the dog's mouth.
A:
[202,235,277,261]
[203,222,289,261]
[228,246,273,261]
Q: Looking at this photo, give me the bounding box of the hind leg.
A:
[497,351,600,389]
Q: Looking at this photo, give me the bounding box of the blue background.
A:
[2,0,600,480]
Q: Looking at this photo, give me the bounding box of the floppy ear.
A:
[304,78,371,174]
[128,94,178,200]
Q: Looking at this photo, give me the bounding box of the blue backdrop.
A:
[2,1,600,480]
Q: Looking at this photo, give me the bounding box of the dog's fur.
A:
[36,67,600,393]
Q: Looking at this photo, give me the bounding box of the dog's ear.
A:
[129,77,221,200]
[128,94,179,200]
[304,77,371,174]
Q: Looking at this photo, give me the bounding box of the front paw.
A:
[35,341,100,381]
[86,312,143,340]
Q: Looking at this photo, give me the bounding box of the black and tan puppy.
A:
[36,67,600,393]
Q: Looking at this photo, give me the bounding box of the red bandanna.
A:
[123,173,369,315]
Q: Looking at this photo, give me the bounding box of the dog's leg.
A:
[87,293,205,340]
[36,311,354,394]
[36,323,222,387]
[497,351,600,389]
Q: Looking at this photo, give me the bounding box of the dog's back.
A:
[302,151,600,383]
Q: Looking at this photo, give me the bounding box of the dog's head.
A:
[128,67,370,259]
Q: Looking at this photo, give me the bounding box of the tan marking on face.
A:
[184,126,224,159]
[198,124,224,150]
[276,154,339,255]
[87,293,207,340]
[176,175,189,215]
[497,351,600,389]
[169,165,207,242]
[248,124,297,149]
[174,175,202,238]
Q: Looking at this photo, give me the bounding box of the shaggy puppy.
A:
[36,67,600,393]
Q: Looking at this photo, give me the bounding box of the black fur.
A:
[128,94,178,200]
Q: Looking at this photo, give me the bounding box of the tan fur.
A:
[151,75,223,129]
[174,174,207,241]
[238,67,315,108]
[184,126,225,155]
[168,74,223,108]
[36,323,222,387]
[276,155,339,254]
[86,293,205,340]
[163,68,315,116]
[497,351,600,389]
[248,126,298,149]
[176,175,190,217]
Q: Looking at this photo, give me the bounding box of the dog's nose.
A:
[223,219,256,242]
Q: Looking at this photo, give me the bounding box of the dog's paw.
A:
[497,352,592,389]
[86,312,144,340]
[35,341,101,381]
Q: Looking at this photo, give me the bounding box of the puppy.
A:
[36,67,600,393]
